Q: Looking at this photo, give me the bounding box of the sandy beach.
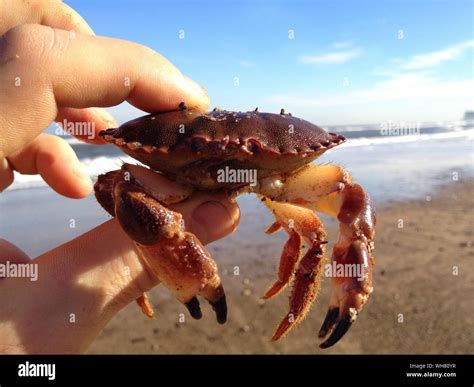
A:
[85,179,474,354]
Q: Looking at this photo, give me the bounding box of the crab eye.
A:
[246,140,260,154]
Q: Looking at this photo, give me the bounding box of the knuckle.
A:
[0,24,71,68]
[0,24,44,66]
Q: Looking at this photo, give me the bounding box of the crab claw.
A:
[184,288,227,324]
[184,297,202,320]
[318,240,373,348]
[112,164,227,324]
[206,286,228,324]
[318,184,375,348]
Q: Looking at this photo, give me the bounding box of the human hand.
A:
[0,0,240,353]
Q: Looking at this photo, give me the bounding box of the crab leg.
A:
[259,164,375,347]
[262,228,302,299]
[98,164,227,323]
[260,199,327,340]
[136,293,155,319]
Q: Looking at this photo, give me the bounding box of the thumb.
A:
[173,191,240,245]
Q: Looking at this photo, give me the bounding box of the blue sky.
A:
[67,0,473,125]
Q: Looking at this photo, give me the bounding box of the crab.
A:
[94,103,375,348]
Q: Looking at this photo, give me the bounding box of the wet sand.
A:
[88,179,474,354]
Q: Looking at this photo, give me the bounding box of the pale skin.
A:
[0,0,240,353]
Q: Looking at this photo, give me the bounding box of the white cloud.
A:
[355,73,472,100]
[275,40,473,123]
[402,40,474,70]
[239,60,255,68]
[332,41,352,49]
[264,73,473,124]
[299,48,360,65]
[266,74,473,106]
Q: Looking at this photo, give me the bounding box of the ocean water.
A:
[1,121,472,257]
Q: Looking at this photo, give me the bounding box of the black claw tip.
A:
[209,295,227,324]
[280,108,285,115]
[318,308,339,338]
[185,297,202,320]
[254,107,259,112]
[319,314,353,349]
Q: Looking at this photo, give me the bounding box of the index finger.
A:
[0,24,210,158]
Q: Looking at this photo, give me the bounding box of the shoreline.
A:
[87,179,474,354]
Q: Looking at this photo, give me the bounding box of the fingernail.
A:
[183,75,209,103]
[88,108,118,128]
[106,119,117,128]
[93,108,117,128]
[191,201,234,244]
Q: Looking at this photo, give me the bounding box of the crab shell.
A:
[100,109,346,189]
